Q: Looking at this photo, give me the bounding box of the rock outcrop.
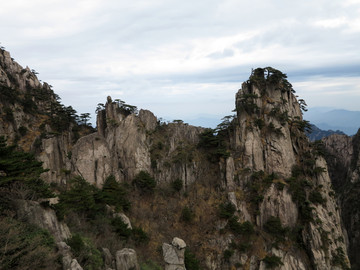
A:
[163,237,187,270]
[115,248,140,270]
[222,68,350,269]
[323,131,360,269]
[15,200,71,242]
[14,200,85,270]
[59,242,84,270]
[1,50,354,270]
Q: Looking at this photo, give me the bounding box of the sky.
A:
[1,0,360,127]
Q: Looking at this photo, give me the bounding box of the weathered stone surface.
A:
[15,200,71,242]
[69,259,83,270]
[172,237,186,249]
[163,237,186,270]
[323,132,360,268]
[102,247,114,269]
[58,242,84,270]
[139,109,157,131]
[71,133,115,186]
[115,248,140,270]
[259,185,298,227]
[232,71,350,269]
[106,113,151,181]
[38,134,71,184]
[1,53,354,270]
[163,243,182,265]
[235,83,298,177]
[225,157,236,190]
[0,49,41,91]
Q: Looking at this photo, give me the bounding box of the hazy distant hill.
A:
[306,124,345,141]
[304,107,360,135]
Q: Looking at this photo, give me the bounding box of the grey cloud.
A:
[2,0,360,127]
[207,48,235,59]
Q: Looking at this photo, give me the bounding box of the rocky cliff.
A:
[0,49,353,270]
[323,131,360,269]
[222,68,349,269]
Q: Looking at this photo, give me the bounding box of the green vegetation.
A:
[198,128,229,162]
[287,175,314,223]
[0,136,53,199]
[262,254,283,268]
[1,82,94,137]
[132,171,157,194]
[181,206,195,223]
[269,107,289,126]
[254,118,265,129]
[244,170,278,213]
[18,126,27,136]
[111,217,149,244]
[150,141,165,169]
[0,85,20,105]
[140,260,162,270]
[172,144,195,164]
[4,107,14,122]
[67,233,103,270]
[132,226,150,245]
[114,99,138,116]
[218,201,236,219]
[111,217,132,239]
[0,217,59,270]
[227,217,254,235]
[56,176,103,220]
[184,248,200,270]
[99,175,131,211]
[309,190,326,205]
[223,249,234,262]
[56,175,130,220]
[237,93,260,114]
[263,216,288,241]
[249,67,295,94]
[171,178,183,192]
[267,122,284,137]
[331,247,350,270]
[291,118,312,133]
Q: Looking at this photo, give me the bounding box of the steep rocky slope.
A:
[224,68,349,269]
[0,49,352,270]
[323,131,360,269]
[0,48,93,183]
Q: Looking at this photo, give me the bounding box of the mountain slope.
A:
[0,50,351,270]
[323,132,360,269]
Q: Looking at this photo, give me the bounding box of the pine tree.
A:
[0,136,52,198]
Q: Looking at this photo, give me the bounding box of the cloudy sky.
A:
[1,0,360,126]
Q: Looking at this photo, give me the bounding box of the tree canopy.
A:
[0,136,52,198]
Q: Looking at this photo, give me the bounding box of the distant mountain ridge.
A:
[306,124,345,141]
[304,107,360,135]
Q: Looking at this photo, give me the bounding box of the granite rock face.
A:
[70,133,114,187]
[323,131,360,268]
[223,68,350,269]
[163,237,187,270]
[0,51,354,270]
[15,200,71,242]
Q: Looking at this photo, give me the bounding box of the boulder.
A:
[102,247,114,269]
[115,248,140,270]
[163,237,186,270]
